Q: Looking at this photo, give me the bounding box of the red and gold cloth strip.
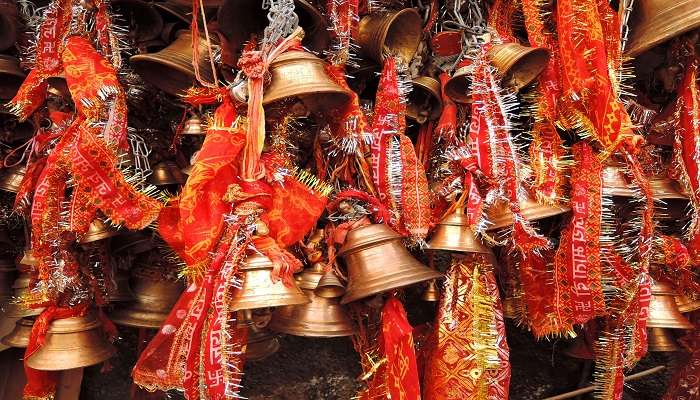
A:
[518,250,560,337]
[663,311,700,400]
[552,142,606,331]
[424,255,510,400]
[326,0,359,65]
[436,73,458,141]
[370,57,432,241]
[487,0,517,43]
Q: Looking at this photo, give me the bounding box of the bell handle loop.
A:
[3,134,34,168]
[439,188,468,221]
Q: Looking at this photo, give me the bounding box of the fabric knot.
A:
[238,50,266,79]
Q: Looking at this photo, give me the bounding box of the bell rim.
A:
[486,203,570,231]
[26,343,116,371]
[268,318,356,337]
[109,308,169,329]
[426,243,491,254]
[357,8,422,63]
[488,44,550,90]
[340,268,442,304]
[624,0,700,57]
[230,294,311,312]
[0,55,25,79]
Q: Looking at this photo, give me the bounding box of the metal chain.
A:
[619,0,635,53]
[440,0,488,70]
[127,132,153,181]
[262,0,299,48]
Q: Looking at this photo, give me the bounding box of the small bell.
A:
[110,269,184,328]
[444,60,473,104]
[25,311,116,370]
[1,317,34,348]
[647,327,682,352]
[647,279,694,330]
[0,55,24,100]
[649,175,687,200]
[229,253,310,311]
[357,9,422,64]
[428,209,490,253]
[149,161,186,186]
[676,294,700,313]
[78,219,119,244]
[0,164,26,194]
[406,77,443,124]
[486,192,570,231]
[314,270,345,298]
[421,280,440,302]
[109,269,135,303]
[246,326,280,361]
[624,0,700,57]
[487,43,550,91]
[339,224,442,304]
[182,114,204,135]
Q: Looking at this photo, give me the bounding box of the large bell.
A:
[487,43,550,91]
[78,219,119,244]
[339,224,442,304]
[406,77,442,124]
[647,279,694,329]
[110,270,184,328]
[647,327,682,352]
[357,9,422,64]
[149,161,186,186]
[676,295,700,313]
[0,56,24,100]
[246,326,280,361]
[270,265,354,337]
[1,317,33,348]
[625,0,700,57]
[485,192,570,231]
[111,231,154,255]
[113,0,164,43]
[25,311,115,370]
[130,31,215,96]
[229,253,310,311]
[0,164,25,193]
[263,51,352,113]
[428,209,490,253]
[444,60,473,104]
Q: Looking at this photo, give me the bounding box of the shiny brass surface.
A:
[647,327,681,352]
[130,32,215,96]
[1,317,33,348]
[78,219,119,244]
[182,114,204,135]
[421,280,440,302]
[113,0,164,42]
[263,51,352,112]
[406,76,442,123]
[315,271,345,298]
[428,209,491,253]
[26,311,116,370]
[269,289,355,337]
[5,271,43,318]
[229,253,310,311]
[444,64,473,104]
[149,160,186,186]
[0,55,25,100]
[0,164,26,193]
[676,294,700,313]
[357,9,422,64]
[487,44,550,91]
[109,269,135,303]
[625,0,700,57]
[339,224,442,304]
[647,280,694,329]
[246,327,280,361]
[485,194,570,230]
[110,275,183,328]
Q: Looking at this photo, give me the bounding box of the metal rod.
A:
[542,365,666,400]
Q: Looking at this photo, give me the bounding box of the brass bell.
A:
[676,294,700,313]
[130,31,215,96]
[428,209,490,253]
[339,224,442,304]
[182,114,204,135]
[625,0,700,57]
[421,280,440,302]
[270,265,355,337]
[406,77,442,124]
[25,311,116,370]
[1,317,34,348]
[647,279,694,330]
[113,0,164,43]
[149,161,186,186]
[4,270,43,318]
[0,164,26,193]
[217,0,329,65]
[246,326,280,361]
[444,60,473,104]
[562,334,596,360]
[0,55,25,100]
[357,9,422,64]
[110,270,184,328]
[109,269,135,303]
[110,231,154,255]
[485,192,570,231]
[647,327,681,352]
[314,270,345,298]
[263,50,352,113]
[487,43,550,91]
[78,219,119,244]
[229,253,310,311]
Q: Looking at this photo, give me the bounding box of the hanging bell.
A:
[0,55,23,100]
[182,114,204,135]
[4,270,43,318]
[0,164,26,194]
[229,253,310,311]
[625,0,700,57]
[130,31,215,96]
[562,334,596,360]
[111,231,154,255]
[109,269,135,303]
[110,270,184,328]
[113,0,164,43]
[421,280,440,302]
[647,279,694,329]
[270,265,354,337]
[406,77,443,124]
[78,219,119,244]
[0,4,18,53]
[444,59,473,104]
[149,161,186,186]
[246,326,280,361]
[263,51,352,113]
[314,270,345,298]
[357,8,422,64]
[485,191,570,231]
[676,294,700,313]
[25,311,116,370]
[428,209,490,253]
[339,224,442,304]
[216,0,329,66]
[647,327,682,352]
[1,317,34,348]
[487,43,550,91]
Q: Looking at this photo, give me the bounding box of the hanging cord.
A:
[191,0,220,88]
